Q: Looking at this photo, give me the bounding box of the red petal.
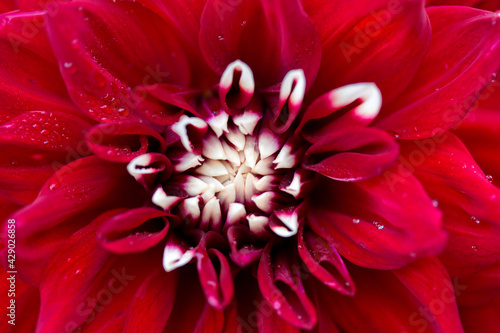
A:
[454,262,500,306]
[303,128,399,181]
[400,133,500,276]
[305,0,431,102]
[0,267,39,333]
[297,83,382,142]
[98,208,171,254]
[460,293,500,333]
[227,224,263,267]
[36,211,156,332]
[453,100,500,186]
[257,242,317,330]
[196,232,234,310]
[45,0,189,123]
[298,224,355,296]
[11,156,146,285]
[0,11,79,124]
[308,172,446,269]
[376,7,500,138]
[199,0,321,88]
[86,121,166,163]
[0,111,92,204]
[124,269,179,333]
[313,258,464,333]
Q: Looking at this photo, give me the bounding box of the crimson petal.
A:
[0,111,92,204]
[86,121,166,163]
[45,0,189,123]
[36,210,155,332]
[11,156,146,285]
[196,232,234,310]
[314,258,463,332]
[400,133,500,276]
[98,208,171,254]
[308,172,446,269]
[257,242,317,330]
[0,11,79,124]
[124,269,178,333]
[376,6,500,138]
[305,0,431,102]
[298,224,355,296]
[199,0,321,88]
[303,127,399,181]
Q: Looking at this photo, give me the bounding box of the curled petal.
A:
[298,224,355,296]
[298,83,382,142]
[303,128,399,181]
[171,115,208,154]
[257,242,317,330]
[219,60,255,114]
[269,69,306,134]
[86,121,167,163]
[227,224,263,267]
[127,153,173,189]
[98,208,172,254]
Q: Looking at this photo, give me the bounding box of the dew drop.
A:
[352,218,360,224]
[471,245,478,251]
[432,199,439,207]
[486,175,493,183]
[40,129,49,136]
[217,35,224,41]
[117,107,129,116]
[359,243,366,249]
[64,62,73,68]
[75,269,81,275]
[373,221,384,230]
[471,216,480,224]
[241,20,247,27]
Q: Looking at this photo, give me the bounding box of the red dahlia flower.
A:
[1,0,500,332]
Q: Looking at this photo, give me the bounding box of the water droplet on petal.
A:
[352,218,360,224]
[471,216,480,224]
[217,35,224,41]
[486,175,493,183]
[471,245,478,251]
[432,199,439,207]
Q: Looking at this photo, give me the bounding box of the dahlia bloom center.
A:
[123,60,318,273]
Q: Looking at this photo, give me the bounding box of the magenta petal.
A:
[196,233,234,310]
[308,172,446,269]
[98,208,171,254]
[86,121,167,163]
[124,269,178,333]
[303,128,399,181]
[298,224,355,296]
[376,7,500,138]
[199,0,321,88]
[460,294,500,333]
[257,242,317,330]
